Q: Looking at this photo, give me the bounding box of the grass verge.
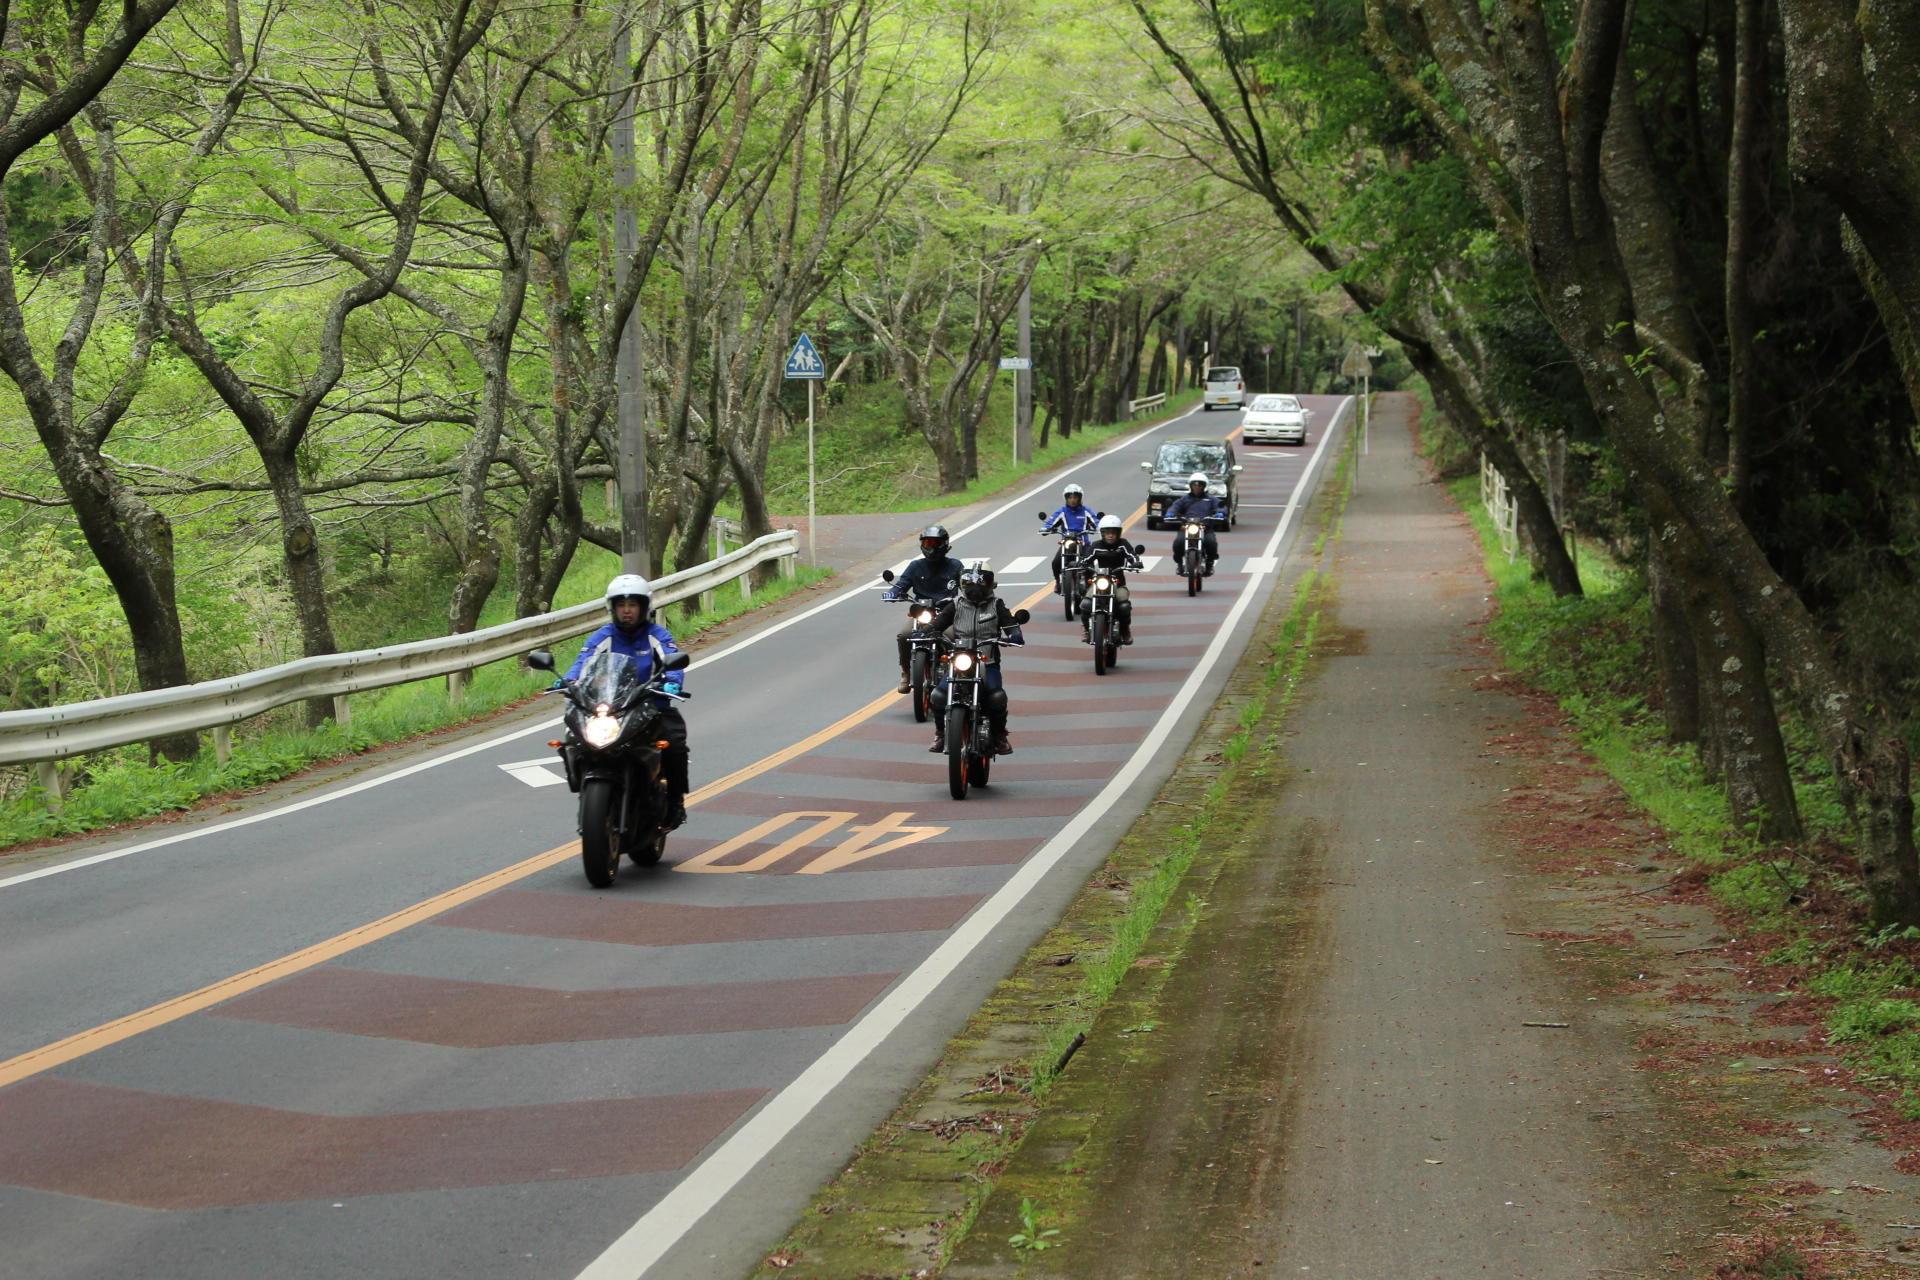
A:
[745,424,1356,1280]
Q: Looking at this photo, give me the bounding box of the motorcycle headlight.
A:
[953,651,975,673]
[915,609,934,624]
[1185,523,1203,535]
[1094,576,1112,592]
[582,711,621,748]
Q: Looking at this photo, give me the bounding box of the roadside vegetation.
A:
[1432,411,1920,1155]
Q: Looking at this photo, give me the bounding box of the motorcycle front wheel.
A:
[1187,551,1203,597]
[1091,614,1110,675]
[579,778,622,888]
[909,649,930,723]
[1061,570,1078,620]
[946,706,971,800]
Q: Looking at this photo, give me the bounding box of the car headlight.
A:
[583,709,621,747]
[953,652,975,673]
[1094,576,1112,592]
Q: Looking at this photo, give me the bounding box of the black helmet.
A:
[959,562,995,603]
[918,525,951,560]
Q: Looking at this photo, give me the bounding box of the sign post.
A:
[998,356,1031,466]
[785,333,827,564]
[1260,343,1273,393]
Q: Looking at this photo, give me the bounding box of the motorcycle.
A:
[1039,512,1097,620]
[527,646,691,888]
[941,607,1031,800]
[1077,543,1146,676]
[1175,514,1226,597]
[880,569,950,723]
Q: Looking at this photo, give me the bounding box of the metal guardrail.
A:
[0,530,800,790]
[1479,454,1517,557]
[1127,392,1167,416]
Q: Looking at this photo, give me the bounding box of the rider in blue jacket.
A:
[1166,473,1227,576]
[564,574,691,826]
[883,524,967,692]
[1041,483,1101,592]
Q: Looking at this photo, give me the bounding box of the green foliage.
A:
[0,527,136,709]
[1007,1197,1061,1252]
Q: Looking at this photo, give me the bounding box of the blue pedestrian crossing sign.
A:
[784,332,826,379]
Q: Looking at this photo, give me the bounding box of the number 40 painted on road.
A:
[677,810,947,875]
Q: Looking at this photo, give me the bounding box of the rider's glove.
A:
[548,678,568,691]
[661,680,683,698]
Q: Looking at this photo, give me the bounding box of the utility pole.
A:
[1014,193,1033,464]
[611,22,648,575]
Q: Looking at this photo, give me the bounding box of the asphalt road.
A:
[0,394,1349,1279]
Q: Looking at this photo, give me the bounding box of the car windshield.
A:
[576,648,644,708]
[1205,367,1240,382]
[1155,442,1229,474]
[1249,395,1300,412]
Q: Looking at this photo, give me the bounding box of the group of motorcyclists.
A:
[880,472,1225,756]
[546,470,1230,833]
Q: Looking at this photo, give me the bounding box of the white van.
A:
[1202,365,1245,411]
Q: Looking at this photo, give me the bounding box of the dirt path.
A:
[947,395,1707,1278]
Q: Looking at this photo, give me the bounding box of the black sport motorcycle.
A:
[881,569,950,723]
[528,646,690,888]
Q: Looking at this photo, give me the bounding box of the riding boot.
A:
[928,725,945,754]
[897,667,911,694]
[664,752,690,829]
[992,729,1012,755]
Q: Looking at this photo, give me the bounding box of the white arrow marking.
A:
[499,758,567,788]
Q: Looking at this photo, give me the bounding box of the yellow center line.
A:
[0,541,1141,1092]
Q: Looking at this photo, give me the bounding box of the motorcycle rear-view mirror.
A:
[526,650,555,671]
[1133,543,1147,554]
[1037,511,1048,520]
[881,568,896,583]
[662,651,692,672]
[1012,608,1031,625]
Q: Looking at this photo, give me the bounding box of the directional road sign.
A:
[785,333,826,379]
[998,356,1031,371]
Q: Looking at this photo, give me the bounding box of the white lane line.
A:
[0,403,1204,890]
[1243,557,1280,574]
[499,759,568,789]
[1138,555,1165,573]
[575,397,1348,1280]
[999,555,1045,575]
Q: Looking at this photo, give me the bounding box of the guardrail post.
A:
[779,547,796,580]
[447,670,467,707]
[213,725,233,765]
[332,695,351,729]
[35,761,63,811]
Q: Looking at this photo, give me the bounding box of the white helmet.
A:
[1187,472,1209,488]
[604,573,652,626]
[1097,514,1124,533]
[1063,483,1084,499]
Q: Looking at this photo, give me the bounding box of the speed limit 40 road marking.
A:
[677,810,949,876]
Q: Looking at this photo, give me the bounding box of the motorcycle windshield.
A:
[575,649,645,710]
